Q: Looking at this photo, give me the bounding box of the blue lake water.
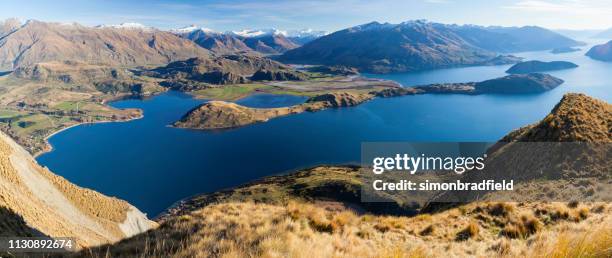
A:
[37,44,611,217]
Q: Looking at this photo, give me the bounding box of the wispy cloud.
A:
[504,0,612,15]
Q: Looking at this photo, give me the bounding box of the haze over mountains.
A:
[279,20,583,73]
[592,27,612,39]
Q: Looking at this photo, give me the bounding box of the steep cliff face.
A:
[0,132,155,248]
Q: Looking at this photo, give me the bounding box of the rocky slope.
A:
[0,20,209,71]
[174,92,373,129]
[505,60,578,74]
[586,40,612,62]
[0,132,155,248]
[279,20,581,73]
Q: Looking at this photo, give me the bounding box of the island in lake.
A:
[505,60,578,74]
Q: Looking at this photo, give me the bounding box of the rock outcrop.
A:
[586,40,612,62]
[506,60,578,74]
[0,132,155,248]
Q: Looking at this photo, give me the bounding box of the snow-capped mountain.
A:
[286,29,327,38]
[95,22,153,31]
[171,25,216,34]
[231,28,287,38]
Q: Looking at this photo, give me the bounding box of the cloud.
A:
[504,0,612,15]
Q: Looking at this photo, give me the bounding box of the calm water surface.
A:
[37,43,612,216]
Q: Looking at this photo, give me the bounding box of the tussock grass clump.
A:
[501,213,542,239]
[487,202,515,217]
[455,222,480,241]
[528,219,612,258]
[80,201,612,257]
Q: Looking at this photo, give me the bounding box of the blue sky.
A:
[2,0,611,32]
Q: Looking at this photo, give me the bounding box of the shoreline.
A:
[34,111,145,158]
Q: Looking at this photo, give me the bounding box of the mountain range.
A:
[279,20,583,73]
[0,20,209,71]
[172,26,325,55]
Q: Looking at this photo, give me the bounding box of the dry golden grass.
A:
[0,133,152,248]
[79,201,611,258]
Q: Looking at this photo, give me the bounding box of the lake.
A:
[37,42,612,217]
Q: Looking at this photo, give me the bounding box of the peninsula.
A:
[174,73,564,130]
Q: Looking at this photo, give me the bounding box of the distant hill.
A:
[453,25,583,53]
[592,28,612,39]
[0,20,209,71]
[586,40,612,61]
[279,21,524,73]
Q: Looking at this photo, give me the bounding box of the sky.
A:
[2,0,612,32]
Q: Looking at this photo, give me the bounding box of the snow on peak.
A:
[349,21,394,32]
[171,25,216,34]
[231,28,287,37]
[96,22,152,30]
[286,29,327,38]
